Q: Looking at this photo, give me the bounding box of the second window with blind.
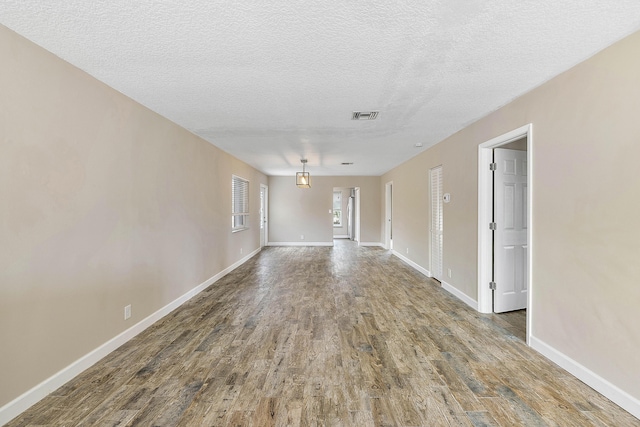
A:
[232,175,249,232]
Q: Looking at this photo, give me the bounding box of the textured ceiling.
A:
[2,2,640,176]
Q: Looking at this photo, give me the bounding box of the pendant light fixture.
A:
[296,159,311,188]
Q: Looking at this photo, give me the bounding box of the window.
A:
[232,175,249,231]
[333,191,342,227]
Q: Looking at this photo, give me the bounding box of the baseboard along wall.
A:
[0,248,262,426]
[530,336,640,419]
[267,242,334,247]
[390,250,640,420]
[391,251,431,278]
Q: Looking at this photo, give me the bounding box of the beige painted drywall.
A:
[268,176,381,244]
[382,30,640,400]
[0,25,266,407]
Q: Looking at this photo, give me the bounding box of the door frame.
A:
[354,187,361,243]
[384,181,393,250]
[259,184,268,247]
[477,124,533,343]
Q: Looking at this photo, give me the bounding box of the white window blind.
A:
[430,166,443,279]
[232,175,249,231]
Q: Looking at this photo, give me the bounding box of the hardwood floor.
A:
[7,241,639,426]
[492,310,526,343]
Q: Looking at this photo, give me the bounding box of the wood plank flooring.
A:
[7,240,639,426]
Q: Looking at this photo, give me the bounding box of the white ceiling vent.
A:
[352,111,379,120]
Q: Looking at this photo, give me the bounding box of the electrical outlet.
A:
[300,235,305,240]
[124,304,131,320]
[406,248,409,254]
[448,268,452,278]
[240,248,243,255]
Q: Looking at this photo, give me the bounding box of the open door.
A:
[385,182,393,250]
[493,149,528,313]
[354,187,361,243]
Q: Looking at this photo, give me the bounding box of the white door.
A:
[259,185,268,247]
[354,187,361,243]
[430,166,443,280]
[385,182,393,250]
[347,197,353,240]
[493,149,528,313]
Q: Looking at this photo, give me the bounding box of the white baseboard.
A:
[0,248,261,426]
[359,242,384,247]
[440,280,478,310]
[391,251,431,277]
[390,252,478,311]
[389,248,639,420]
[530,335,640,419]
[333,235,349,239]
[267,242,333,247]
[267,241,382,248]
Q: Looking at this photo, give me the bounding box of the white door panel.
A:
[494,149,528,313]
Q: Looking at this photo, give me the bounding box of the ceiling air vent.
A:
[352,111,379,120]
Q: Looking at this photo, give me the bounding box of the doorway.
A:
[354,187,361,243]
[260,184,268,248]
[385,181,393,250]
[477,124,532,344]
[333,187,360,243]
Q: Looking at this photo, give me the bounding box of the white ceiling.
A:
[2,2,640,176]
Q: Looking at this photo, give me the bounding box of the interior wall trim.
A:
[358,242,384,247]
[391,247,638,418]
[266,242,334,247]
[0,248,262,426]
[440,280,479,311]
[391,252,477,310]
[530,335,640,419]
[391,251,431,278]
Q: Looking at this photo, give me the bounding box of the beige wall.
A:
[0,25,266,407]
[269,176,381,244]
[382,31,640,401]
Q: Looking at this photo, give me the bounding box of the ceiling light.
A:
[296,159,310,188]
[415,143,423,147]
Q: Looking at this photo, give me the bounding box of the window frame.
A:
[232,175,250,232]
